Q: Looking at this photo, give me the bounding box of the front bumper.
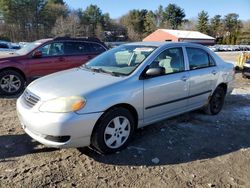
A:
[16,97,103,148]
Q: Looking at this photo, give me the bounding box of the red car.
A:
[0,37,108,96]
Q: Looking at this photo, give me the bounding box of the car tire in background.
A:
[0,70,25,96]
[203,86,226,115]
[242,74,250,79]
[91,107,135,154]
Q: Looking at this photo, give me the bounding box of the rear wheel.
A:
[204,87,226,115]
[0,70,25,96]
[91,107,135,154]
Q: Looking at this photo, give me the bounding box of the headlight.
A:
[39,96,86,113]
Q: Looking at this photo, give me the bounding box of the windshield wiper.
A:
[110,71,127,77]
[81,64,90,69]
[92,68,117,76]
[81,65,126,77]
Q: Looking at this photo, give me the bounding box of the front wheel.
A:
[91,107,135,154]
[203,87,226,115]
[0,70,25,96]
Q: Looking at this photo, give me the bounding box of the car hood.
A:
[0,52,21,62]
[27,68,124,101]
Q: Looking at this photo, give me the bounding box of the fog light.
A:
[44,135,70,143]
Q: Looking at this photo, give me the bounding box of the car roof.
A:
[123,41,205,48]
[33,37,105,45]
[35,38,53,43]
[124,42,167,47]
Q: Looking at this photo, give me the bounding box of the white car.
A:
[17,42,235,154]
[0,41,18,52]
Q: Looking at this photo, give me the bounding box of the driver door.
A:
[143,47,189,124]
[26,42,69,79]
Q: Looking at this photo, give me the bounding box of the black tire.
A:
[0,70,25,96]
[242,74,250,79]
[203,87,226,115]
[91,107,135,154]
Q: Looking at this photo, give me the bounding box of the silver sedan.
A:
[17,42,235,154]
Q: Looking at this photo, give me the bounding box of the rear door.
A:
[26,42,69,78]
[143,47,189,124]
[185,47,219,109]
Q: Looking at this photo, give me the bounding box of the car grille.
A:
[22,90,40,108]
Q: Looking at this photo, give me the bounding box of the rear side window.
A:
[64,42,91,55]
[186,48,210,70]
[186,48,216,70]
[89,43,106,53]
[209,55,216,66]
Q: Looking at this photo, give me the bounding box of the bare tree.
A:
[52,13,83,37]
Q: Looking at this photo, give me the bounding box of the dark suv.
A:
[0,37,108,95]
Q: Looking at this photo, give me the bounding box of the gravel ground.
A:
[0,53,250,187]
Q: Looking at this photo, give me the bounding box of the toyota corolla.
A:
[17,42,235,154]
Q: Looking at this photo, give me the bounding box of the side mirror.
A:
[145,67,165,77]
[32,51,42,58]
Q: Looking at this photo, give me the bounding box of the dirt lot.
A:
[0,53,250,187]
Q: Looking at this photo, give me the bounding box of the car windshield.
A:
[16,41,42,55]
[83,45,156,76]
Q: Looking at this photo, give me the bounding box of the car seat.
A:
[159,55,174,74]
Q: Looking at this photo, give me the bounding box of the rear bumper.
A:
[16,97,103,148]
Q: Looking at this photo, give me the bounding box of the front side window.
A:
[186,48,210,70]
[150,47,185,74]
[38,42,64,57]
[84,45,156,76]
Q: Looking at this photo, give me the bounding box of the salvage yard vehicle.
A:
[242,59,250,79]
[17,42,235,154]
[0,41,20,52]
[0,37,107,96]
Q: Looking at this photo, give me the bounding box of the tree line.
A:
[0,0,249,44]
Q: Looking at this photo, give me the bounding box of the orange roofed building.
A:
[143,29,215,45]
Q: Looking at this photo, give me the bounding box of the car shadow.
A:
[0,134,57,161]
[78,120,250,166]
[78,94,250,166]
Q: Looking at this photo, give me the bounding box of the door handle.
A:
[211,70,217,75]
[181,76,189,82]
